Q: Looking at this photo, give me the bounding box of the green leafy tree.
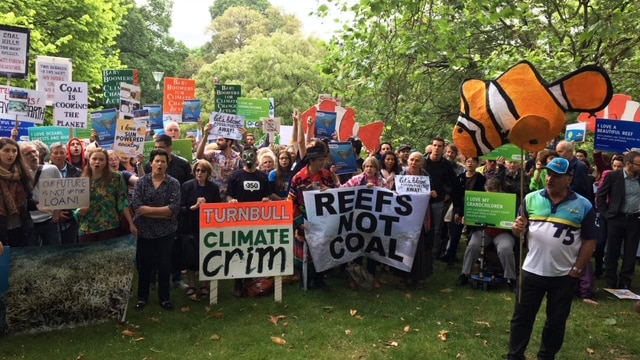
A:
[0,0,128,106]
[116,0,189,104]
[209,0,271,20]
[323,0,640,148]
[195,32,329,122]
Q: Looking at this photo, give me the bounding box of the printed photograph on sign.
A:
[328,141,358,175]
[7,89,28,116]
[315,111,337,140]
[119,83,141,118]
[144,104,163,130]
[91,109,118,148]
[182,99,201,122]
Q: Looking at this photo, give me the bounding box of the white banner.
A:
[0,86,46,124]
[209,112,245,140]
[37,177,90,210]
[302,187,429,272]
[54,81,88,128]
[394,175,431,194]
[35,56,72,105]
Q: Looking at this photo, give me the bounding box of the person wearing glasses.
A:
[596,151,640,290]
[178,160,221,299]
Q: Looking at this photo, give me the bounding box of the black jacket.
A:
[178,179,221,234]
[596,169,640,219]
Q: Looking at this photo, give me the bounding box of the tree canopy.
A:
[208,0,271,20]
[323,0,640,148]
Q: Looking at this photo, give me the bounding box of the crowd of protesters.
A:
[1,114,639,320]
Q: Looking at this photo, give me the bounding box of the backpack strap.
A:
[34,164,44,185]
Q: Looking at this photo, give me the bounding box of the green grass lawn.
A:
[1,259,639,360]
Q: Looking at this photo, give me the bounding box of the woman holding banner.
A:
[0,138,37,247]
[341,156,387,289]
[393,151,432,287]
[288,141,339,290]
[75,148,137,242]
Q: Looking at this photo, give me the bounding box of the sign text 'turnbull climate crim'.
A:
[199,201,294,280]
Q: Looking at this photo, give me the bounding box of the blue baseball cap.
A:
[545,157,572,175]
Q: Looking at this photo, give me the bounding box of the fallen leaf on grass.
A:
[188,294,200,301]
[133,337,145,342]
[437,330,448,342]
[440,288,453,293]
[482,339,488,346]
[403,325,410,333]
[501,294,512,301]
[205,306,211,313]
[323,306,334,312]
[583,299,599,306]
[385,340,399,348]
[76,354,84,360]
[149,317,160,324]
[207,312,223,319]
[345,329,351,335]
[268,315,279,325]
[586,347,595,356]
[475,321,491,327]
[405,293,413,300]
[350,309,358,316]
[210,334,220,340]
[270,336,287,345]
[355,315,363,320]
[122,329,136,337]
[603,318,616,325]
[181,307,190,313]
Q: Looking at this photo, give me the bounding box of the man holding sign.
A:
[508,157,597,360]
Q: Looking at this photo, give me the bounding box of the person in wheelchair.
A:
[456,178,517,290]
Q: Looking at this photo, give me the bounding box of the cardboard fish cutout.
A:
[301,100,383,152]
[453,61,612,157]
[577,94,640,133]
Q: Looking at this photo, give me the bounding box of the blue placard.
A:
[329,141,358,175]
[182,99,201,123]
[91,108,118,148]
[0,119,33,141]
[315,111,337,140]
[144,104,163,130]
[594,118,640,153]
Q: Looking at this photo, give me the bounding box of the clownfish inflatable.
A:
[453,61,613,157]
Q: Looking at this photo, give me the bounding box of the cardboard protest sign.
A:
[209,112,245,140]
[102,69,138,107]
[565,122,586,143]
[199,201,294,280]
[214,84,241,114]
[328,141,358,175]
[35,56,72,105]
[262,117,281,133]
[112,118,147,156]
[91,109,118,148]
[0,25,30,79]
[315,111,337,140]
[394,175,431,194]
[302,187,429,272]
[163,77,195,122]
[37,177,90,210]
[594,118,640,153]
[54,82,89,128]
[28,126,71,148]
[182,99,201,122]
[463,191,517,229]
[0,86,46,124]
[144,104,163,130]
[236,97,270,122]
[119,83,140,118]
